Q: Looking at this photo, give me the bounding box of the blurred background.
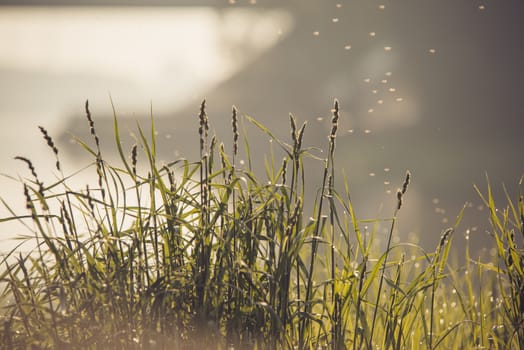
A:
[1,0,523,256]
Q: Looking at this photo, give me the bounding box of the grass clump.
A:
[0,100,522,349]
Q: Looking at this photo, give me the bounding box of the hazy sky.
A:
[1,1,523,253]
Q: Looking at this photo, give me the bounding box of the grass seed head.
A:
[297,122,307,151]
[331,99,340,137]
[85,100,100,150]
[232,106,239,156]
[402,170,411,194]
[38,126,60,171]
[131,144,138,176]
[281,158,288,186]
[290,114,298,145]
[397,189,403,210]
[198,100,208,154]
[22,184,32,211]
[15,156,44,197]
[329,100,340,156]
[439,228,454,248]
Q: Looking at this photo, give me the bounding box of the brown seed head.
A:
[232,106,239,156]
[402,170,411,194]
[130,144,138,176]
[396,189,403,210]
[38,126,60,171]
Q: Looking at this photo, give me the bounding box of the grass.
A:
[0,99,522,349]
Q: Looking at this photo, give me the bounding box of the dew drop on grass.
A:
[429,48,437,54]
[364,129,371,134]
[344,45,352,50]
[384,167,390,172]
[369,31,376,37]
[384,46,392,51]
[316,117,324,121]
[384,181,390,185]
[364,78,371,83]
[478,4,486,11]
[347,129,354,134]
[378,4,385,10]
[389,87,396,92]
[313,31,320,36]
[369,172,375,177]
[377,99,384,104]
[332,18,339,23]
[385,71,392,76]
[239,159,245,165]
[368,108,374,113]
[336,3,342,8]
[372,89,378,94]
[396,97,404,102]
[381,79,388,84]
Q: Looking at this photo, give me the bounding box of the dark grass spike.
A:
[289,113,297,144]
[401,170,411,194]
[232,106,239,157]
[38,126,60,171]
[281,158,287,187]
[22,184,33,212]
[131,144,138,177]
[85,100,100,152]
[297,122,307,152]
[198,99,209,157]
[14,156,44,198]
[14,156,38,182]
[329,99,340,156]
[438,227,454,250]
[209,135,217,172]
[85,100,105,198]
[397,171,411,209]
